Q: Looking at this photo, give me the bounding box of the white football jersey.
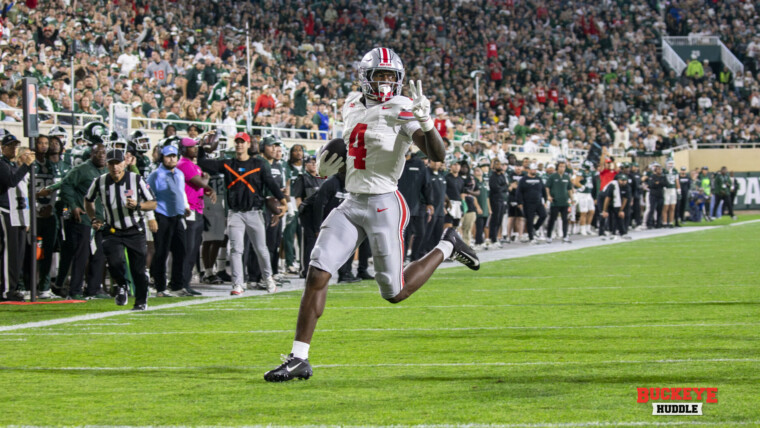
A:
[342,92,421,194]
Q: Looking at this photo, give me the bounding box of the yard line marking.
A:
[0,296,246,333]
[0,222,752,332]
[2,322,757,336]
[730,219,760,226]
[2,358,758,371]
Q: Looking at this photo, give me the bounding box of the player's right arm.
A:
[408,80,445,162]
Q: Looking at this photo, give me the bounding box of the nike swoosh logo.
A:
[286,362,302,372]
[382,106,392,109]
[377,208,389,212]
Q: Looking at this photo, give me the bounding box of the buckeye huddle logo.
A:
[637,387,718,415]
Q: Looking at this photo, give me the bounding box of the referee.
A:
[85,146,157,310]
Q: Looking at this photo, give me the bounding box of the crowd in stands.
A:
[0,0,758,155]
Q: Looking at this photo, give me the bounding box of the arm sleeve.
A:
[196,148,224,174]
[137,175,155,201]
[84,176,99,203]
[60,166,79,208]
[516,180,524,205]
[292,175,304,199]
[5,163,31,187]
[311,178,336,230]
[261,166,286,200]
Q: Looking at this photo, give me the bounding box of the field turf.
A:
[0,221,758,426]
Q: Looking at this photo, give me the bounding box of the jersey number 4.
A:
[348,123,368,170]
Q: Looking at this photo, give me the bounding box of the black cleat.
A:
[264,354,313,382]
[338,273,361,283]
[441,227,480,270]
[131,304,148,311]
[357,271,375,280]
[115,286,129,306]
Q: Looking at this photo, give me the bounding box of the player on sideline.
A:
[264,47,480,382]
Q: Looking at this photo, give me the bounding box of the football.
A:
[319,138,347,163]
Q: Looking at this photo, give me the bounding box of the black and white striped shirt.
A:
[85,171,155,231]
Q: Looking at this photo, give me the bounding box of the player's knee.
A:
[385,295,402,304]
[305,266,331,291]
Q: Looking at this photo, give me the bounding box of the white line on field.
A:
[1,358,758,372]
[6,422,757,428]
[0,296,246,333]
[4,322,758,336]
[190,300,756,311]
[1,221,755,333]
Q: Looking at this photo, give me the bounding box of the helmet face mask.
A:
[130,130,151,153]
[48,126,68,148]
[359,48,404,102]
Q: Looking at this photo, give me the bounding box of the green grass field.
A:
[1,222,759,426]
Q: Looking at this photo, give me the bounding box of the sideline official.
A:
[85,146,156,310]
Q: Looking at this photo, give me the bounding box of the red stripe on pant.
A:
[395,191,408,288]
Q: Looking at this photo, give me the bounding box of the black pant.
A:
[56,220,105,296]
[151,213,186,292]
[547,205,569,238]
[609,207,628,236]
[1,211,26,297]
[630,194,643,228]
[299,218,319,277]
[423,214,444,254]
[403,215,425,261]
[35,215,59,291]
[339,238,372,276]
[488,199,504,243]
[522,202,547,240]
[103,228,149,306]
[475,216,487,245]
[182,217,204,289]
[266,213,283,275]
[678,192,690,223]
[713,193,734,218]
[597,195,607,235]
[647,192,664,228]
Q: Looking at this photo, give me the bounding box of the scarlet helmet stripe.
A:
[380,47,389,65]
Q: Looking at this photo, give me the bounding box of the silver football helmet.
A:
[130,130,151,153]
[358,47,405,102]
[48,126,68,147]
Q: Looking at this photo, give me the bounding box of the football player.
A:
[265,48,480,382]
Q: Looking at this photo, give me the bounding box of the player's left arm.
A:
[409,80,445,162]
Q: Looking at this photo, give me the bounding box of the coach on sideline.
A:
[85,146,156,310]
[197,132,288,296]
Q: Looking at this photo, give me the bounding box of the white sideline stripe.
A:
[730,219,760,226]
[5,322,757,336]
[470,284,758,292]
[1,221,755,333]
[190,300,755,312]
[2,358,759,372]
[0,296,245,332]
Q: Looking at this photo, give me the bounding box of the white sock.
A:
[292,340,310,360]
[205,268,213,276]
[435,240,454,259]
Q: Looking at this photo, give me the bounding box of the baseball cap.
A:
[106,149,125,163]
[234,132,250,143]
[181,137,197,147]
[1,133,20,145]
[131,101,142,109]
[680,166,687,171]
[262,138,281,146]
[161,145,178,156]
[529,163,538,169]
[702,166,709,170]
[303,155,316,164]
[616,173,629,181]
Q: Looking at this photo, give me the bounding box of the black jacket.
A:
[197,149,284,211]
[300,173,346,231]
[0,156,31,209]
[516,175,545,205]
[398,156,432,216]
